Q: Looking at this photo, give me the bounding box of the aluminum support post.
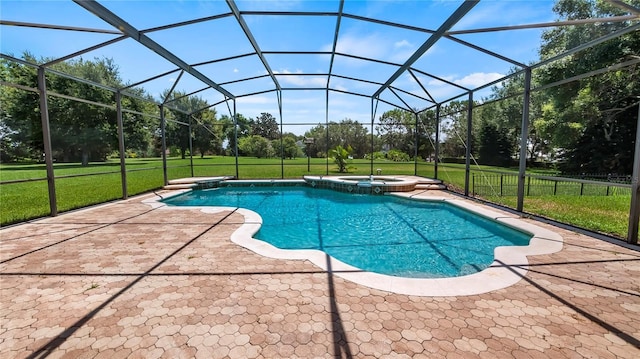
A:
[188,117,194,178]
[37,67,57,216]
[278,90,284,179]
[517,68,532,212]
[115,91,127,199]
[370,97,375,175]
[160,105,168,186]
[233,100,239,179]
[435,104,440,179]
[414,112,419,175]
[464,92,473,196]
[325,91,330,175]
[627,103,640,244]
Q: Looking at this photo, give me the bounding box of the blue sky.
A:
[1,0,560,133]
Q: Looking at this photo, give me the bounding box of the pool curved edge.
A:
[146,189,564,297]
[230,201,563,297]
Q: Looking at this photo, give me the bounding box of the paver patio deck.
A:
[1,190,639,358]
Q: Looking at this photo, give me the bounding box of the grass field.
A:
[433,163,633,240]
[1,156,635,241]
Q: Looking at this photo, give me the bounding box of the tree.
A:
[221,113,252,156]
[192,107,223,157]
[303,124,327,158]
[278,134,301,159]
[329,119,370,158]
[1,54,156,164]
[162,91,220,159]
[377,109,411,152]
[478,69,536,162]
[376,108,437,161]
[439,100,478,159]
[536,0,640,173]
[303,119,370,159]
[238,135,274,158]
[252,112,279,140]
[49,57,128,165]
[1,54,124,165]
[478,123,513,167]
[0,55,43,161]
[0,121,29,162]
[417,109,437,160]
[120,90,158,158]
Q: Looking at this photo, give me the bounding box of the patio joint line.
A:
[0,207,160,265]
[25,208,239,359]
[511,263,640,297]
[497,258,640,349]
[0,269,332,277]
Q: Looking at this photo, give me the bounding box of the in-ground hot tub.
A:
[303,175,418,194]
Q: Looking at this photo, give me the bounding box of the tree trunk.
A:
[81,151,89,166]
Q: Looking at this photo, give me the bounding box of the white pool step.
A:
[163,183,197,190]
[415,183,447,190]
[163,176,234,190]
[412,177,446,190]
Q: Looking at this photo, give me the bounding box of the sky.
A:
[1,0,563,134]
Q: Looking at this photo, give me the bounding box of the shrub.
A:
[386,149,410,162]
[329,145,352,173]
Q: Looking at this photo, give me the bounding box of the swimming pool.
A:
[163,185,533,278]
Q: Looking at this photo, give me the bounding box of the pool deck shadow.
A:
[1,190,639,358]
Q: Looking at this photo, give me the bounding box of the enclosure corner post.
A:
[188,117,194,178]
[464,92,473,196]
[435,104,440,180]
[278,90,284,179]
[160,104,168,186]
[115,91,127,199]
[325,92,330,175]
[37,66,57,216]
[516,68,532,212]
[414,111,419,176]
[627,102,640,244]
[370,97,375,175]
[233,100,239,179]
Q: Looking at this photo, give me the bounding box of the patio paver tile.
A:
[1,190,639,358]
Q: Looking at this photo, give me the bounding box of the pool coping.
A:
[145,187,564,297]
[303,175,419,194]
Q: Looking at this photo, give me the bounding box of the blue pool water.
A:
[163,186,532,278]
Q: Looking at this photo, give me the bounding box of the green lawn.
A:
[0,157,635,241]
[434,163,633,240]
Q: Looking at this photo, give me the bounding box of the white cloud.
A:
[401,72,505,102]
[331,84,349,92]
[233,68,239,73]
[427,76,455,86]
[425,72,503,88]
[406,73,425,85]
[321,33,424,66]
[322,33,386,62]
[454,72,504,87]
[394,39,413,48]
[391,49,417,64]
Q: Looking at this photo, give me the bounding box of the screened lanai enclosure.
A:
[0,0,639,243]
